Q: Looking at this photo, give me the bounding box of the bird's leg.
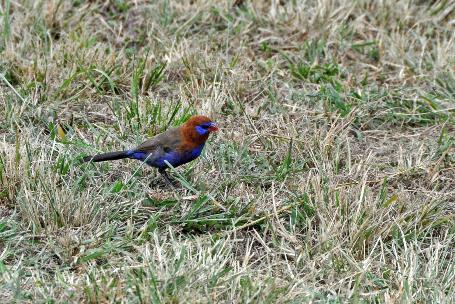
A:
[159,168,176,188]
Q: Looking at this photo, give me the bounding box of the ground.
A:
[0,0,454,303]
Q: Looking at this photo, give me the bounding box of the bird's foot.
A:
[158,170,179,189]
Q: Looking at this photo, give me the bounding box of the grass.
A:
[1,0,454,302]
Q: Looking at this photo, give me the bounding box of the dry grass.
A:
[1,0,455,302]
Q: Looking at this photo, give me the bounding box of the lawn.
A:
[1,0,454,302]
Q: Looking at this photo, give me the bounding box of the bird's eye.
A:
[201,125,210,129]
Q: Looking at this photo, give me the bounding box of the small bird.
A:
[82,115,219,185]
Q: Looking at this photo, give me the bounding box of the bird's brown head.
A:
[180,115,219,147]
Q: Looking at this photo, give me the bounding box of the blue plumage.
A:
[195,122,217,136]
[127,144,205,169]
[152,143,205,168]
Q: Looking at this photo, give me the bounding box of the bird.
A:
[82,115,219,185]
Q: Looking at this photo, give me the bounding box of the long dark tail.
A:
[82,151,129,163]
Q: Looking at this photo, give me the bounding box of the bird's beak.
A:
[208,122,219,132]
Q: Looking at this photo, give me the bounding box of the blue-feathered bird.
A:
[82,115,219,184]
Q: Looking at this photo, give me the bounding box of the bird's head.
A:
[180,115,219,145]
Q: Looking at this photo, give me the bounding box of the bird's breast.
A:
[152,143,205,168]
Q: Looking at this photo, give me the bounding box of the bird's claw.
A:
[159,170,179,189]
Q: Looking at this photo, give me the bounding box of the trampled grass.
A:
[1,0,454,302]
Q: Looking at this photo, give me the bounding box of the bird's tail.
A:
[82,151,129,163]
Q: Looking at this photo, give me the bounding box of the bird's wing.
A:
[134,127,181,153]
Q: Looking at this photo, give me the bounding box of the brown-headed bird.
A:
[82,115,219,185]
